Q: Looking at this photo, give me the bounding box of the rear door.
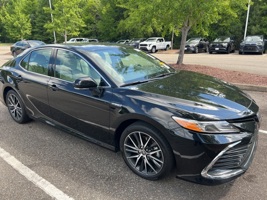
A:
[18,48,53,118]
[47,49,114,144]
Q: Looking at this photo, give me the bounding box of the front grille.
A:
[139,44,147,47]
[210,142,252,170]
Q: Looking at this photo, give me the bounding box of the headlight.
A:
[256,42,263,46]
[222,43,228,47]
[172,116,240,133]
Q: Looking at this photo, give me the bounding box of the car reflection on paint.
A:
[0,44,260,185]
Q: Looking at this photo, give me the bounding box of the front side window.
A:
[55,50,102,85]
[21,48,51,75]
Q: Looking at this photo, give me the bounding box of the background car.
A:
[0,44,260,185]
[66,38,94,43]
[184,37,209,53]
[128,38,146,48]
[239,35,266,54]
[209,36,235,54]
[10,40,45,57]
[116,39,130,44]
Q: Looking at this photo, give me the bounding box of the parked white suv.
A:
[139,37,171,53]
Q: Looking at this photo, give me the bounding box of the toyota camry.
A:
[0,44,260,185]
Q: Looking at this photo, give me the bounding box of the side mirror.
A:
[74,77,97,89]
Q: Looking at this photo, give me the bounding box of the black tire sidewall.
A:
[6,90,30,124]
[120,122,174,180]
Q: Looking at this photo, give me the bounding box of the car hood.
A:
[186,41,198,46]
[130,71,257,120]
[242,41,263,45]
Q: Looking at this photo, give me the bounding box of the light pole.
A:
[48,0,57,43]
[244,0,251,40]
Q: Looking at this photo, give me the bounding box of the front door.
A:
[47,49,114,145]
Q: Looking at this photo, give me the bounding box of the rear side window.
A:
[20,48,52,75]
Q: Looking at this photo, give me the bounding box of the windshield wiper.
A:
[120,80,150,87]
[153,72,175,79]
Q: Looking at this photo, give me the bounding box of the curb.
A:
[233,83,267,92]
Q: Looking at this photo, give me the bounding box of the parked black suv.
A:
[184,37,209,53]
[239,35,266,55]
[209,36,235,54]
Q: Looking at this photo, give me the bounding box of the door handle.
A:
[48,84,59,91]
[15,75,23,81]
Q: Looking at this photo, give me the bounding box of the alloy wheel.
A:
[7,93,23,121]
[123,131,164,176]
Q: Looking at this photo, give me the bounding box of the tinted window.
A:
[21,49,51,75]
[55,50,102,85]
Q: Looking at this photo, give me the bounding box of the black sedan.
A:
[10,40,45,57]
[0,44,260,185]
[239,35,266,55]
[184,37,209,53]
[209,36,235,54]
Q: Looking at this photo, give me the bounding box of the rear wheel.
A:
[6,90,30,124]
[120,122,174,180]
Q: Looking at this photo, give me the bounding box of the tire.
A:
[12,51,17,57]
[209,51,212,54]
[151,46,156,53]
[165,45,169,51]
[226,47,230,54]
[120,122,174,180]
[239,51,242,55]
[194,47,198,54]
[6,90,30,124]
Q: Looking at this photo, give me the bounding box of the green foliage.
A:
[0,0,32,41]
[44,0,86,43]
[248,0,267,36]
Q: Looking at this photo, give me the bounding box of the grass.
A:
[0,43,12,46]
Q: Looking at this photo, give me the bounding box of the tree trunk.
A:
[64,30,67,43]
[171,28,174,50]
[177,20,191,65]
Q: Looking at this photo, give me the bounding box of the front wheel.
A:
[151,46,156,53]
[6,90,30,124]
[194,47,198,53]
[12,51,17,57]
[120,122,174,180]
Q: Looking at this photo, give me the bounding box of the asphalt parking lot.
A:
[0,47,267,200]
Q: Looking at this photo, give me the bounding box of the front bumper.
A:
[168,115,259,185]
[184,46,196,52]
[239,45,264,53]
[209,47,228,53]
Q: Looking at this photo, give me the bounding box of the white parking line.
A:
[0,146,74,200]
[259,129,267,134]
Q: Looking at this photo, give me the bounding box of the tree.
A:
[0,0,32,41]
[44,0,86,43]
[117,0,248,65]
[247,0,267,36]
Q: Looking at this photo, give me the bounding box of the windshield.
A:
[145,38,157,42]
[83,46,175,86]
[187,38,201,43]
[214,37,230,42]
[245,36,263,42]
[28,40,45,46]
